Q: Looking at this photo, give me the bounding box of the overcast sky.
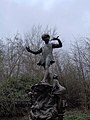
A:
[0,0,90,49]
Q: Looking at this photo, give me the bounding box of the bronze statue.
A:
[26,34,62,83]
[26,33,66,120]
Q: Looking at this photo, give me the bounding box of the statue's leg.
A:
[42,68,49,83]
[42,58,50,83]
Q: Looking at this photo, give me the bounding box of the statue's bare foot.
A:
[40,79,46,83]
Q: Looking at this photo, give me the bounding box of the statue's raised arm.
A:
[52,36,62,48]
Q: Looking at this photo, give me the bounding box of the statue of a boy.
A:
[26,34,62,83]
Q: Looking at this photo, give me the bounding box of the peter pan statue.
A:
[26,33,62,83]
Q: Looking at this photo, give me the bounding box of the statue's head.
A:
[41,34,50,43]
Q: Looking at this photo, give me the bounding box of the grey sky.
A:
[0,0,90,49]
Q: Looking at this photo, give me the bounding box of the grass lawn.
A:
[64,110,90,120]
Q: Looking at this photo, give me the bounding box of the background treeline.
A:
[0,26,90,116]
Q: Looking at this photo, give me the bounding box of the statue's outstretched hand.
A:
[26,46,31,52]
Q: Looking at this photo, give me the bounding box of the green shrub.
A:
[0,75,38,116]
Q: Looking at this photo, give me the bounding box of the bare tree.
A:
[70,38,90,111]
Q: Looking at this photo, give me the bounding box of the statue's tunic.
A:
[37,43,55,68]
